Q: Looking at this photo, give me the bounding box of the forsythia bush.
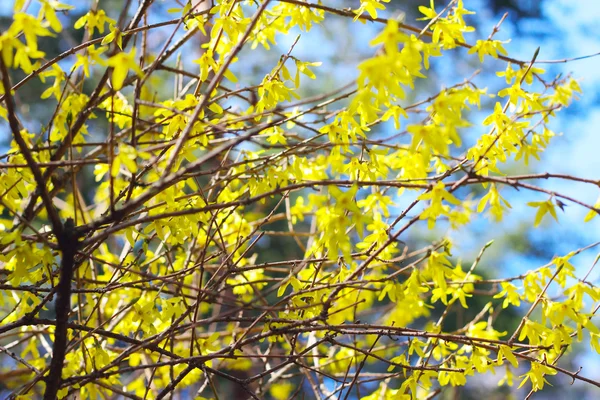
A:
[0,0,597,399]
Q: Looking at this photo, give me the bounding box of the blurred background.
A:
[1,0,600,398]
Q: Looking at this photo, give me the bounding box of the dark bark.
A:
[43,219,78,400]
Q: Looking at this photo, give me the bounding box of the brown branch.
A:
[0,57,63,237]
[42,219,79,400]
[163,0,273,175]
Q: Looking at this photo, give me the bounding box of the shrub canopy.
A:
[0,1,598,399]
